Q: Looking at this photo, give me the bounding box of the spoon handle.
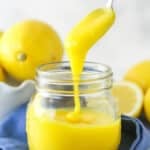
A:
[106,0,114,9]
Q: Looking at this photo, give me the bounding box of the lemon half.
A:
[112,81,144,117]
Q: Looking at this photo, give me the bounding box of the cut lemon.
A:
[112,81,143,117]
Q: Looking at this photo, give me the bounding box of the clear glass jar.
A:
[26,62,121,150]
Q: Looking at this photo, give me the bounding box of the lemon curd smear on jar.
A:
[26,62,121,150]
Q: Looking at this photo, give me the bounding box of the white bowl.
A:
[0,80,35,119]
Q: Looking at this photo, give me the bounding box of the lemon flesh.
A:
[112,81,143,117]
[0,20,63,81]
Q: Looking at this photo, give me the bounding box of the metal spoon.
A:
[106,0,114,9]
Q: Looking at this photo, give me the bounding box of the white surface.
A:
[0,0,149,79]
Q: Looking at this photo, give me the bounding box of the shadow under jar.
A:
[26,62,121,150]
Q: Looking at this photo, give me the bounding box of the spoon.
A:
[106,0,114,9]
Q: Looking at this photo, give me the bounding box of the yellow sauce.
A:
[27,102,121,150]
[65,8,115,120]
[27,7,121,150]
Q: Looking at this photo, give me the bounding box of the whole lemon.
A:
[0,20,63,81]
[124,60,150,92]
[144,88,150,122]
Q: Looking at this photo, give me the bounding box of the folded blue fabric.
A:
[0,103,150,150]
[0,103,27,150]
[120,116,150,150]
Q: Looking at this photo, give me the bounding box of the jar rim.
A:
[36,61,113,95]
[37,61,113,82]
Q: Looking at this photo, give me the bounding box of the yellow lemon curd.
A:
[65,8,116,116]
[27,100,121,150]
[27,7,121,150]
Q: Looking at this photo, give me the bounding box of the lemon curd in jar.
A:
[27,4,121,150]
[27,62,121,150]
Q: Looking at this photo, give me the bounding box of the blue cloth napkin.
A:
[0,103,150,150]
[120,116,150,150]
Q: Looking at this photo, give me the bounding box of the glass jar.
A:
[26,62,121,150]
